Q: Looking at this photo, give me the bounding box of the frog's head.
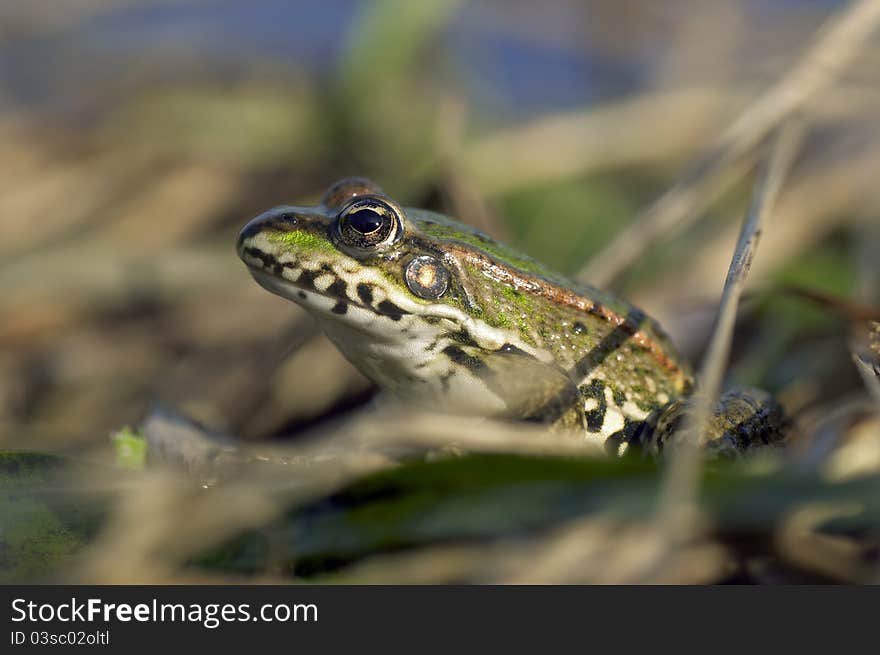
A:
[236,177,581,415]
[237,177,531,347]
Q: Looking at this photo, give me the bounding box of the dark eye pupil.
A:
[348,209,384,235]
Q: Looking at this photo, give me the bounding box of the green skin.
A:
[238,178,786,455]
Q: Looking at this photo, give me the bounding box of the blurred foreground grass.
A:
[3,412,879,583]
[1,0,879,583]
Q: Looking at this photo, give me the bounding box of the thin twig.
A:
[629,141,880,325]
[656,121,802,542]
[578,0,880,288]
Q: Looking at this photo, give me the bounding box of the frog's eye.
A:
[405,255,449,299]
[336,197,402,250]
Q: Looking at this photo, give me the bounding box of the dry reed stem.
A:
[632,143,880,328]
[656,122,801,550]
[578,0,880,288]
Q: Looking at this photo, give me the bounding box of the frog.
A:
[237,177,787,456]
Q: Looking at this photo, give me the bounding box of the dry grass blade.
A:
[72,469,282,584]
[497,516,726,585]
[632,143,880,328]
[656,122,802,543]
[327,516,727,585]
[777,286,880,323]
[775,505,875,583]
[578,0,880,288]
[791,398,878,474]
[461,89,728,196]
[306,408,604,458]
[141,404,602,505]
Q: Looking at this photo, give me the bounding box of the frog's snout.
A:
[236,207,296,260]
[236,215,264,259]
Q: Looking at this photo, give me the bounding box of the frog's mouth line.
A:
[241,244,540,360]
[246,265,416,326]
[240,242,460,329]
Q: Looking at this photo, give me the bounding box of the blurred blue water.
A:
[0,0,846,119]
[83,0,354,69]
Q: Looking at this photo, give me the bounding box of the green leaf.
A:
[111,426,147,470]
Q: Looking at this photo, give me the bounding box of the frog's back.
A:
[408,208,693,440]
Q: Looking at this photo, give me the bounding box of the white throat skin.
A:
[315,294,517,416]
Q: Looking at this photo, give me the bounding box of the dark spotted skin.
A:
[376,300,409,321]
[442,345,486,373]
[581,379,608,433]
[356,283,374,306]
